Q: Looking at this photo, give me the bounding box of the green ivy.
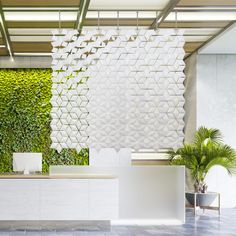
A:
[0,69,88,173]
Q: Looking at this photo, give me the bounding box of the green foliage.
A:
[0,69,88,173]
[168,127,236,191]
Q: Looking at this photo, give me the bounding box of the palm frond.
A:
[204,144,236,175]
[169,127,236,185]
[194,126,223,146]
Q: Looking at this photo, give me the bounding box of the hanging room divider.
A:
[51,29,185,152]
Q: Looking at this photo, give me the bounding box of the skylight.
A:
[4,12,77,21]
[166,12,236,21]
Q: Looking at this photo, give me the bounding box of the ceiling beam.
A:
[150,0,181,29]
[184,20,236,60]
[0,0,13,56]
[75,0,90,32]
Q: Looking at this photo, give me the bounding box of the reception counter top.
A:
[0,174,117,179]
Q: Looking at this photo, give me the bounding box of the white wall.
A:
[184,53,197,143]
[197,54,236,208]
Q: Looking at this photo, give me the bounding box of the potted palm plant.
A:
[168,127,236,206]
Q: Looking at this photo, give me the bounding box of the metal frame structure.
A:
[75,0,90,32]
[0,0,236,58]
[150,0,180,29]
[0,0,13,56]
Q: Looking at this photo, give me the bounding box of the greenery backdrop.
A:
[0,69,88,173]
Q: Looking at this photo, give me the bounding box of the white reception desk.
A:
[0,166,185,224]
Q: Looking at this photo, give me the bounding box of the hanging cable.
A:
[97,11,100,32]
[175,9,178,35]
[136,11,139,35]
[59,10,61,31]
[117,11,120,34]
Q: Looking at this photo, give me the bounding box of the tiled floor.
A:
[0,209,236,236]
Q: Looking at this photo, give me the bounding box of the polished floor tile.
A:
[0,209,236,236]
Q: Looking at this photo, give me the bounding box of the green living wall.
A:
[0,69,88,173]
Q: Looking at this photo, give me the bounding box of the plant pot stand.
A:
[185,192,221,216]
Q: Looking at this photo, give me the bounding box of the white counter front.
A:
[0,176,118,221]
[0,166,185,224]
[50,166,185,224]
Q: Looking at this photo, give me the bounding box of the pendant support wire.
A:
[117,11,120,34]
[97,11,100,32]
[175,9,178,34]
[59,10,61,31]
[136,11,139,35]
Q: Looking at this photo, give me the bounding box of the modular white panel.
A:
[89,148,131,167]
[51,29,185,152]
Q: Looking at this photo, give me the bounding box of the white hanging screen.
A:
[51,29,185,152]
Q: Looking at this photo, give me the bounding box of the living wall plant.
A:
[0,69,88,173]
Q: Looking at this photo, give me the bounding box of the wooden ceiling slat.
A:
[184,42,204,53]
[0,47,8,56]
[159,21,229,28]
[11,42,204,54]
[178,0,236,6]
[12,42,52,52]
[7,21,75,28]
[1,0,80,7]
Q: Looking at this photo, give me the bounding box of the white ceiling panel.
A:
[183,28,220,35]
[200,23,236,54]
[89,0,170,10]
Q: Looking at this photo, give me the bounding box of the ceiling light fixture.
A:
[14,52,52,56]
